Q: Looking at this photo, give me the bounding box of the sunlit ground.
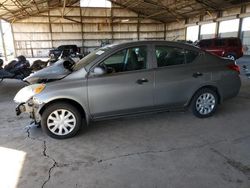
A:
[0,147,26,188]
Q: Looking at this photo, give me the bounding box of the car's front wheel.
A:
[41,102,82,139]
[191,88,218,118]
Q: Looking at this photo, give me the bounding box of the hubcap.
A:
[196,93,216,115]
[227,55,235,60]
[47,109,76,136]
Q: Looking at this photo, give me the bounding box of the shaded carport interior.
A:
[0,0,250,58]
[0,1,250,188]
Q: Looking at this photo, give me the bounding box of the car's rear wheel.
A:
[41,102,82,139]
[191,88,218,118]
[226,54,236,60]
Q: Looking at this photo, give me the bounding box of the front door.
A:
[87,46,154,119]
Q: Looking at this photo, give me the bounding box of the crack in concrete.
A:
[41,141,58,188]
[25,126,58,188]
[210,148,250,179]
[24,125,250,187]
[232,135,250,143]
[25,126,31,139]
[97,141,222,163]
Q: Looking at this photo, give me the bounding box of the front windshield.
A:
[73,46,113,71]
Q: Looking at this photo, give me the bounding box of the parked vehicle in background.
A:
[196,37,243,60]
[49,45,80,59]
[14,41,241,139]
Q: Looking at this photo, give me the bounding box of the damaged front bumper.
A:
[16,97,44,124]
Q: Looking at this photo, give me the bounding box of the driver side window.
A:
[101,46,147,74]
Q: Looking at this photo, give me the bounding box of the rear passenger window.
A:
[185,50,199,64]
[155,46,198,67]
[215,39,226,47]
[155,46,185,67]
[199,40,212,48]
[228,39,239,46]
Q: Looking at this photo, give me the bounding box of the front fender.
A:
[34,79,90,123]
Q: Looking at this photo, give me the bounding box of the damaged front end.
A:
[14,84,46,124]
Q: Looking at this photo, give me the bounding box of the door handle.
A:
[193,72,203,78]
[136,78,148,84]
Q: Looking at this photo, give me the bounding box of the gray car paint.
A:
[15,40,241,124]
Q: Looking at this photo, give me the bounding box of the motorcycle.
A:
[0,56,32,83]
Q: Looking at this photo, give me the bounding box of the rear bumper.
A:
[221,75,241,101]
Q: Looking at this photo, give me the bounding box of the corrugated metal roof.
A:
[0,0,249,22]
[110,0,250,22]
[0,0,78,22]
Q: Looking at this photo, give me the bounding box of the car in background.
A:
[14,41,241,139]
[49,45,80,59]
[196,37,243,60]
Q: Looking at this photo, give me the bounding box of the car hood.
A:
[24,60,71,84]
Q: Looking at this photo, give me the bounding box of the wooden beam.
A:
[62,0,67,17]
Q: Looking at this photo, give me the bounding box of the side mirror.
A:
[92,66,106,76]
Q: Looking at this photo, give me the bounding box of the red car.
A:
[196,37,244,60]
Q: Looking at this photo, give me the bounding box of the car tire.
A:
[41,102,82,139]
[191,88,219,118]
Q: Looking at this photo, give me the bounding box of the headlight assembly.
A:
[14,84,46,103]
[33,84,46,94]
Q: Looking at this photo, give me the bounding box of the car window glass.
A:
[155,46,185,67]
[228,39,238,46]
[101,46,147,74]
[199,40,212,48]
[215,39,226,47]
[185,50,199,64]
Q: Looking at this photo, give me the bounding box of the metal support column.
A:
[48,8,53,48]
[111,5,114,43]
[238,5,246,39]
[164,23,166,40]
[0,20,7,61]
[215,11,222,37]
[10,23,17,57]
[79,7,84,53]
[137,14,140,40]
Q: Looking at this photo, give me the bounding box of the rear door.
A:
[153,45,210,108]
[87,45,154,118]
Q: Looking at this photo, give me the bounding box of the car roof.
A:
[199,37,240,41]
[106,40,200,51]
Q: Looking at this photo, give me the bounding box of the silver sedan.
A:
[14,41,241,139]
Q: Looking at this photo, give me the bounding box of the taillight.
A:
[228,64,240,74]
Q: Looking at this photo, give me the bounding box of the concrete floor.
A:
[0,58,250,188]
